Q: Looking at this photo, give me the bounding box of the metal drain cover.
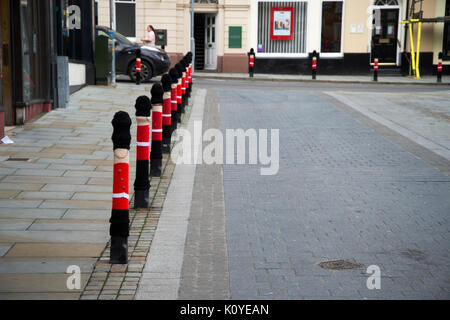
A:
[7,157,31,162]
[317,259,363,270]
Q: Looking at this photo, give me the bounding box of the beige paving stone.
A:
[47,164,96,171]
[72,193,112,201]
[0,219,34,231]
[0,190,21,199]
[0,231,108,243]
[37,158,84,165]
[0,208,65,219]
[39,200,111,209]
[5,243,106,258]
[63,171,111,178]
[0,200,43,208]
[84,160,114,166]
[28,220,108,231]
[0,273,89,293]
[17,192,74,200]
[0,183,44,191]
[42,184,111,193]
[2,175,88,185]
[62,209,111,220]
[42,148,95,155]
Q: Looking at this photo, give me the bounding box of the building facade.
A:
[0,0,96,139]
[96,0,450,75]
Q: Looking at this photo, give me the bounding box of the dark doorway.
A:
[194,13,205,70]
[371,9,399,63]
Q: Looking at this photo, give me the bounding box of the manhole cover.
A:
[317,259,363,270]
[7,157,30,162]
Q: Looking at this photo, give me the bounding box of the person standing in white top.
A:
[142,25,156,46]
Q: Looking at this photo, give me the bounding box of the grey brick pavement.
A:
[219,89,450,299]
[178,90,230,300]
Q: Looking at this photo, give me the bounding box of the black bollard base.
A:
[134,189,149,209]
[110,236,128,264]
[162,139,171,154]
[150,158,162,177]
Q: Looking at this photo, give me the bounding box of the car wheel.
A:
[129,60,153,82]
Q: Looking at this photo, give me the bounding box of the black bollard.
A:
[162,74,173,153]
[248,48,255,78]
[150,83,164,177]
[186,52,193,98]
[169,68,180,128]
[136,48,142,85]
[133,96,152,209]
[110,111,132,264]
[181,58,189,107]
[312,50,317,80]
[374,58,379,82]
[437,52,443,83]
[175,63,186,114]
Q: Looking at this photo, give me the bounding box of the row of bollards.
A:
[110,52,194,264]
[247,48,445,83]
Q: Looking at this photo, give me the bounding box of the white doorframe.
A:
[371,3,402,66]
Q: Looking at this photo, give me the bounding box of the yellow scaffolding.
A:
[400,19,422,79]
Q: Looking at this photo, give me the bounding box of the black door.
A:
[371,9,399,63]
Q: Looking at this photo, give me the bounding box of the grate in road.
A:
[317,259,364,270]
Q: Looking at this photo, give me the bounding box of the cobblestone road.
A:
[218,88,450,299]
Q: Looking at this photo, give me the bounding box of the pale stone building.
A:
[95,0,450,75]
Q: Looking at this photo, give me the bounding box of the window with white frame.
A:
[321,0,343,54]
[115,0,136,37]
[257,1,308,55]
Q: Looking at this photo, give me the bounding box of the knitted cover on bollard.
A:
[161,74,172,153]
[186,52,193,98]
[169,68,180,128]
[180,58,189,107]
[173,66,183,123]
[150,83,164,177]
[110,111,132,264]
[175,63,186,115]
[133,96,152,208]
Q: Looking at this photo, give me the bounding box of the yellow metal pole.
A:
[408,22,417,77]
[415,22,422,79]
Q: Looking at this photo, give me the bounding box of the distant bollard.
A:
[136,49,142,85]
[110,111,132,264]
[150,83,164,177]
[186,52,193,98]
[437,52,443,83]
[312,50,318,80]
[169,68,180,129]
[181,58,189,107]
[133,96,152,209]
[248,48,255,78]
[176,63,186,114]
[161,74,172,153]
[174,65,183,122]
[373,58,379,82]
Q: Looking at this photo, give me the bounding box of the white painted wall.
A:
[68,63,86,87]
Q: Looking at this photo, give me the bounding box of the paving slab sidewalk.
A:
[0,82,159,299]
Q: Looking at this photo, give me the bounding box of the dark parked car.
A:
[96,26,171,82]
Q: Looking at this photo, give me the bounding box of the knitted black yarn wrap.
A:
[151,83,164,105]
[175,63,185,75]
[110,210,130,237]
[161,74,172,92]
[169,68,180,82]
[135,96,152,117]
[111,111,132,150]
